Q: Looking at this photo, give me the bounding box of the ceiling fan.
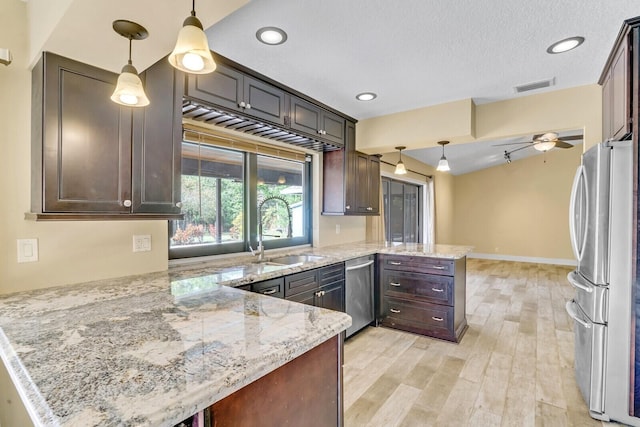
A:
[494,132,581,158]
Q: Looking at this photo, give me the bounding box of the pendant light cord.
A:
[191,0,196,16]
[128,37,132,65]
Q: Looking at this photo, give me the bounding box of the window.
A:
[382,177,422,243]
[170,139,311,259]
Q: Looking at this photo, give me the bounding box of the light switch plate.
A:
[17,238,38,263]
[133,235,152,252]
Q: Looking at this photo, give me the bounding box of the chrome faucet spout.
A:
[257,196,293,260]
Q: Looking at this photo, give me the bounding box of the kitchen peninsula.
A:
[0,242,471,426]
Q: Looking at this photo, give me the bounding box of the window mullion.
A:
[246,153,258,251]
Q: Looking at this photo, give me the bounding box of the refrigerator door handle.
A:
[569,164,589,262]
[567,271,593,294]
[566,300,591,329]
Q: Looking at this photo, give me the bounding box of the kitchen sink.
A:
[268,254,325,265]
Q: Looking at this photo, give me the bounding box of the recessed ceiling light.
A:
[356,92,377,101]
[256,27,288,45]
[546,36,585,54]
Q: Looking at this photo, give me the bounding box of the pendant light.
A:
[394,146,407,175]
[169,0,216,74]
[110,20,150,107]
[436,141,450,172]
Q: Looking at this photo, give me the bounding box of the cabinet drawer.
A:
[285,269,318,297]
[382,297,454,341]
[319,263,344,286]
[252,277,284,298]
[382,270,453,306]
[381,255,454,276]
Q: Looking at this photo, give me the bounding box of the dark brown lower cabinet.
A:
[378,255,467,343]
[284,263,345,312]
[208,335,343,427]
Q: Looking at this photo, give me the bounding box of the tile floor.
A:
[343,259,620,426]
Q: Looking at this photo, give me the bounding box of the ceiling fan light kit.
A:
[394,146,407,175]
[110,20,150,107]
[436,141,450,172]
[169,0,217,74]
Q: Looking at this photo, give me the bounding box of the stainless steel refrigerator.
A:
[565,139,638,425]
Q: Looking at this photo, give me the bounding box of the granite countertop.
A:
[0,275,351,426]
[0,241,470,426]
[170,242,474,289]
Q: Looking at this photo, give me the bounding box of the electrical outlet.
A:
[133,235,151,252]
[336,224,341,234]
[17,239,38,263]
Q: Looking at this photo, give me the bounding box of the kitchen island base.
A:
[203,335,343,427]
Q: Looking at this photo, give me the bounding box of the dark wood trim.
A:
[24,213,183,221]
[599,16,640,84]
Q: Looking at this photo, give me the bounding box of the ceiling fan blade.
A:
[554,140,574,149]
[560,135,583,141]
[492,141,532,147]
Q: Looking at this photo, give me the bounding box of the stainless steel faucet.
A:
[250,196,293,261]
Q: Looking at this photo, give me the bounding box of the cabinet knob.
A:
[366,206,373,211]
[176,202,183,208]
[239,101,246,108]
[322,130,327,135]
[246,103,251,110]
[390,308,401,314]
[123,199,132,208]
[345,205,350,210]
[317,129,323,135]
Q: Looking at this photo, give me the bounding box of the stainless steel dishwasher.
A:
[345,255,375,338]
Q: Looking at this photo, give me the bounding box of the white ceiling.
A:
[204,0,636,173]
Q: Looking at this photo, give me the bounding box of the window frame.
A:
[169,144,312,260]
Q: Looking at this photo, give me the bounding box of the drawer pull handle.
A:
[390,308,401,314]
[431,288,444,292]
[389,282,401,287]
[262,289,277,295]
[432,316,443,322]
[389,261,402,266]
[430,266,447,270]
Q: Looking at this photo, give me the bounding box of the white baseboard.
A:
[468,252,577,267]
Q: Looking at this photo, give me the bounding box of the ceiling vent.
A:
[514,77,555,94]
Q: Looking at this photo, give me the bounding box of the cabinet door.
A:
[186,63,243,113]
[320,110,345,147]
[355,153,372,213]
[286,287,317,306]
[132,57,182,214]
[289,96,322,136]
[318,281,345,312]
[611,40,629,140]
[243,76,287,125]
[40,53,132,213]
[367,155,381,214]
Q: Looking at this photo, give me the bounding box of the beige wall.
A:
[453,146,581,260]
[356,84,602,155]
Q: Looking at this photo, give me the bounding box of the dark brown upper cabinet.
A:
[600,20,639,142]
[289,95,345,147]
[30,52,182,220]
[185,62,287,126]
[323,121,380,216]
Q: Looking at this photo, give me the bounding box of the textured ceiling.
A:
[207,0,638,121]
[204,1,637,173]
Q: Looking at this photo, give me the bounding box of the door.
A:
[319,110,345,147]
[289,96,321,136]
[570,143,611,285]
[318,282,345,312]
[186,63,243,113]
[42,53,132,213]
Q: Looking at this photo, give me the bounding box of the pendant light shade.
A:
[169,1,216,74]
[111,20,150,107]
[394,146,407,175]
[436,141,450,172]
